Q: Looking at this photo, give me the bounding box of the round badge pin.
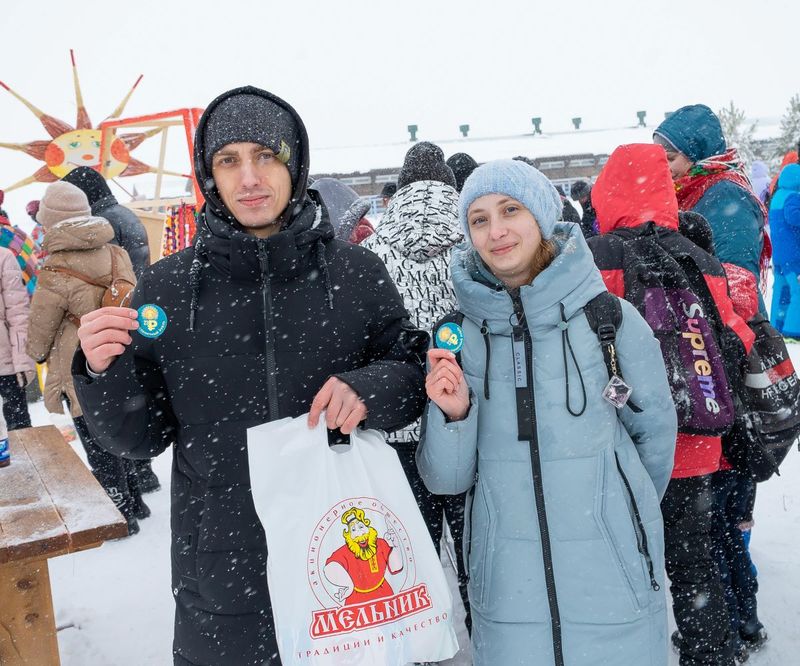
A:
[435,323,464,354]
[137,304,168,339]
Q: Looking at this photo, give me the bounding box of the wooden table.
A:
[0,426,128,665]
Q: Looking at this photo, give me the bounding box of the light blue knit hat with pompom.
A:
[459,159,562,243]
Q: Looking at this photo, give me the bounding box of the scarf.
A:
[674,148,771,290]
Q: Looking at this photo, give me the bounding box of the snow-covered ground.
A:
[42,344,800,665]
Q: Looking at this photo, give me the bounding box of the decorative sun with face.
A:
[0,50,177,191]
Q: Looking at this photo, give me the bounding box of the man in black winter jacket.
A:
[71,86,429,666]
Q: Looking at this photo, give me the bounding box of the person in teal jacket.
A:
[417,159,678,666]
[654,104,768,311]
[769,163,800,336]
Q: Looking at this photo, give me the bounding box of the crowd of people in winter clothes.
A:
[1,87,799,666]
[369,104,791,666]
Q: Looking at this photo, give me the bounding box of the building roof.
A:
[309,118,782,175]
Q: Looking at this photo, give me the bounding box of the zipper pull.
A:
[639,537,661,591]
[510,293,529,390]
[512,325,528,389]
[257,241,269,277]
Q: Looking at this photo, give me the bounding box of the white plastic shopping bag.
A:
[248,415,459,665]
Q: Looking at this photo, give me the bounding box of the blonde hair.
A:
[530,238,557,281]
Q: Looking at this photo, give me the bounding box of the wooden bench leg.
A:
[0,558,61,665]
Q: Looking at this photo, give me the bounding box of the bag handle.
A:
[44,247,118,328]
[43,263,109,289]
[312,413,378,456]
[46,246,121,288]
[109,244,118,279]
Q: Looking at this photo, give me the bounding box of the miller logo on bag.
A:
[308,502,433,638]
[247,416,458,665]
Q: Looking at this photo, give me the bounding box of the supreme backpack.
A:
[724,315,800,480]
[44,244,135,327]
[607,224,736,436]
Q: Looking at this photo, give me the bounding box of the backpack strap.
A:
[109,244,119,279]
[43,249,117,327]
[106,245,135,302]
[584,292,643,413]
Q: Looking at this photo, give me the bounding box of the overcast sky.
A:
[2,0,798,222]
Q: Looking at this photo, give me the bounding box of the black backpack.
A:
[606,224,737,436]
[723,315,800,481]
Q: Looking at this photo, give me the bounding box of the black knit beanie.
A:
[446,152,479,192]
[203,93,301,185]
[397,142,456,190]
[570,180,592,200]
[381,182,397,199]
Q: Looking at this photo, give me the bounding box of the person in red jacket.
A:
[678,212,768,659]
[588,143,754,666]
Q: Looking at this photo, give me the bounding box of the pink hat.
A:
[26,200,40,218]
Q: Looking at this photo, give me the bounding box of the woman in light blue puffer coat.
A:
[417,159,678,666]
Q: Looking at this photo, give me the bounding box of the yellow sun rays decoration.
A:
[0,50,185,192]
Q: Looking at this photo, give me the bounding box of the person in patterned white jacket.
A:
[361,141,472,632]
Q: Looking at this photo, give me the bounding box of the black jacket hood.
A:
[195,195,334,284]
[193,85,311,231]
[61,166,117,210]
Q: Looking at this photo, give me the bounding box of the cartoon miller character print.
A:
[324,508,403,606]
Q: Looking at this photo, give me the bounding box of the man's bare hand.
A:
[308,377,367,434]
[78,306,139,374]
